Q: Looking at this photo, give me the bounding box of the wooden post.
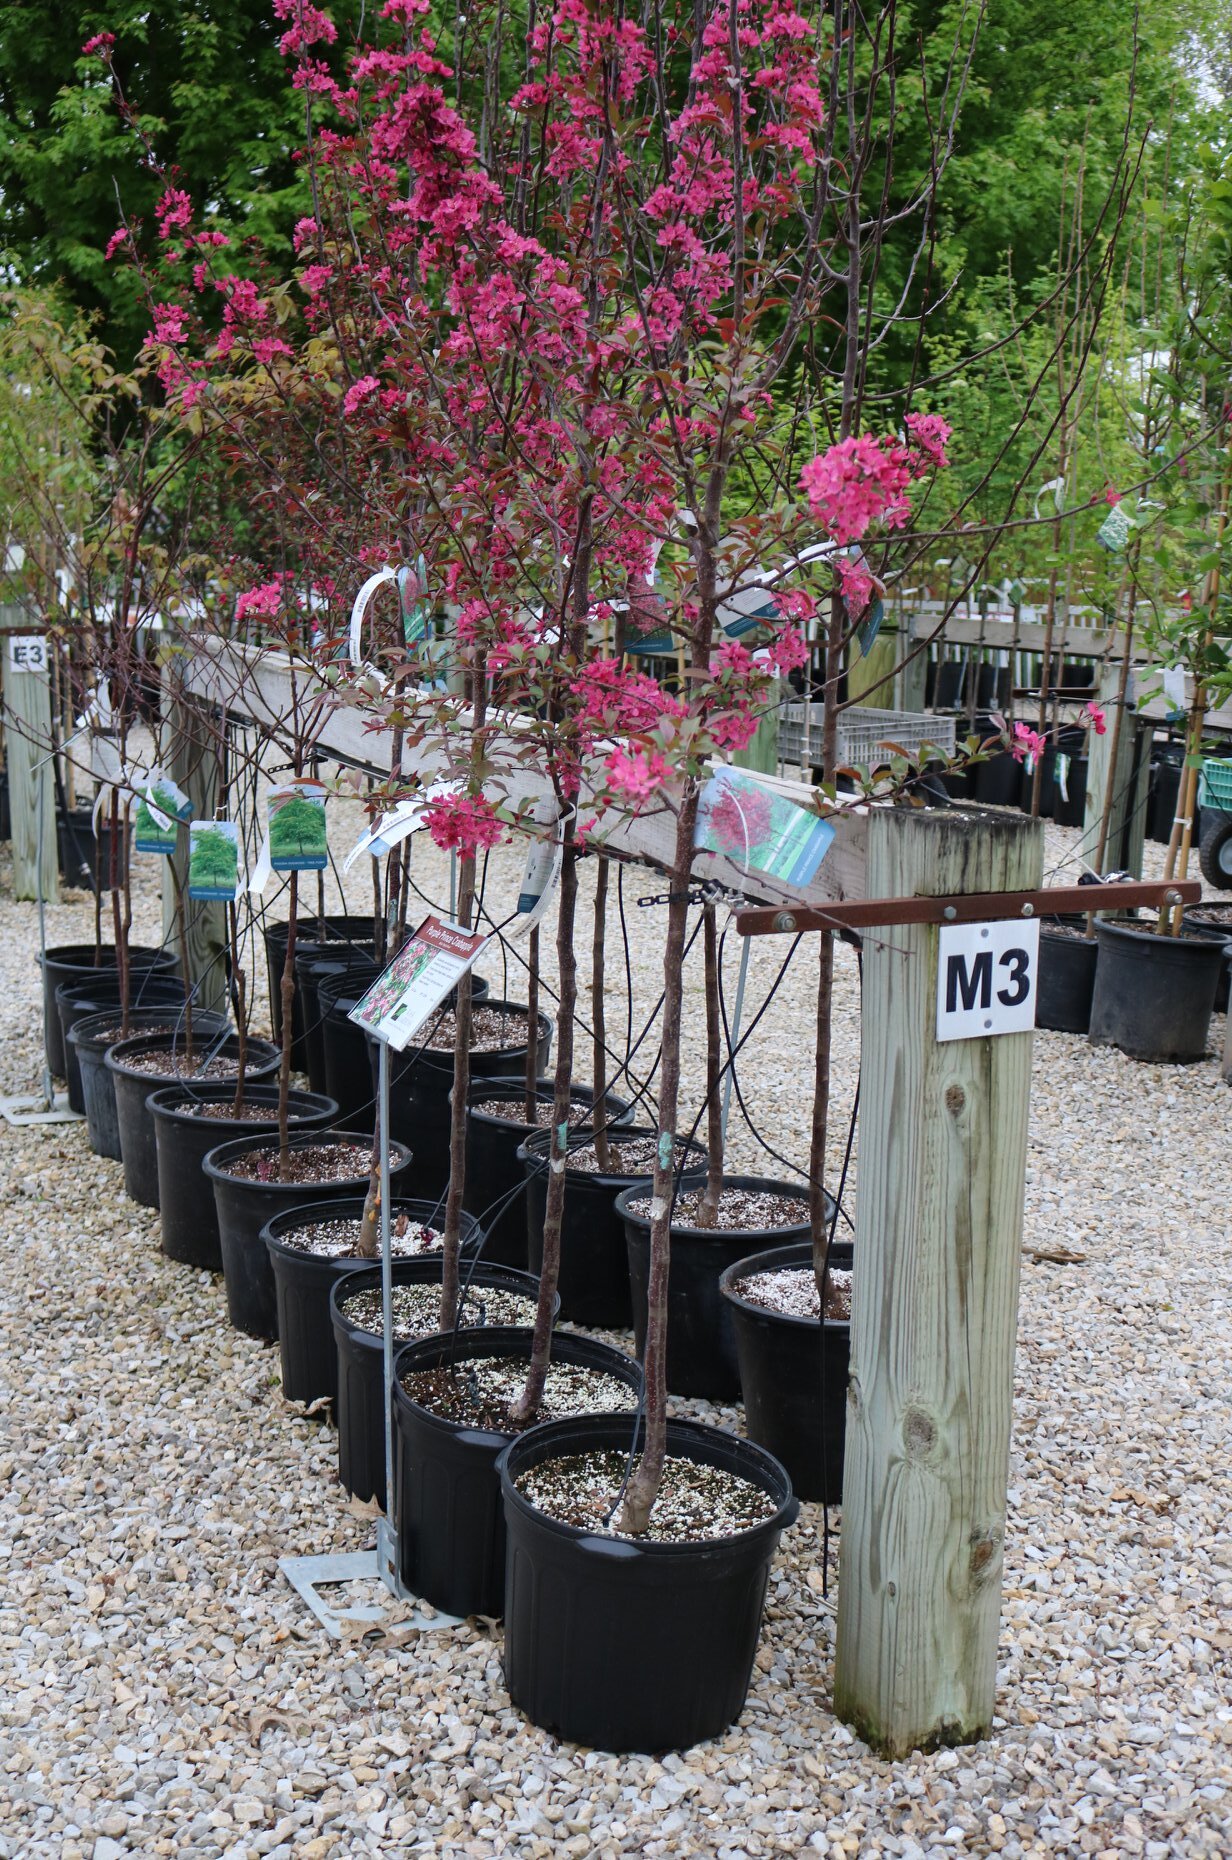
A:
[833,805,1042,1756]
[160,653,228,1015]
[1083,668,1149,876]
[1,618,59,905]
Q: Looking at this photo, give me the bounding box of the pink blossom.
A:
[253,336,294,366]
[150,303,186,346]
[156,188,193,240]
[421,793,505,856]
[1103,485,1121,505]
[1084,702,1107,736]
[904,411,952,470]
[605,747,670,803]
[799,434,913,547]
[707,709,761,754]
[103,226,130,261]
[235,582,285,623]
[1009,722,1047,764]
[343,375,380,415]
[82,31,115,56]
[765,627,810,675]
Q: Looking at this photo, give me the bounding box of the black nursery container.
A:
[39,942,177,1078]
[498,1414,798,1753]
[521,1126,708,1327]
[719,1240,851,1504]
[393,1328,641,1619]
[1184,905,1232,1014]
[70,1005,219,1159]
[297,948,377,1095]
[618,1175,815,1400]
[57,973,186,1115]
[464,1081,634,1266]
[203,1130,413,1339]
[1052,752,1089,829]
[56,806,123,893]
[1088,918,1227,1063]
[150,1085,338,1269]
[318,983,377,1132]
[1036,925,1100,1035]
[107,1029,277,1208]
[264,1196,483,1409]
[331,1256,546,1508]
[377,999,550,1202]
[263,915,375,1068]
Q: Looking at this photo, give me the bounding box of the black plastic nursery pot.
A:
[297,948,378,1095]
[263,916,376,1068]
[264,1196,484,1409]
[56,806,123,894]
[618,1176,816,1401]
[150,1085,339,1269]
[1185,906,1232,1014]
[39,942,178,1078]
[464,1080,634,1267]
[393,1327,641,1620]
[203,1130,413,1340]
[332,1258,550,1508]
[318,982,377,1132]
[1036,924,1100,1035]
[107,1030,278,1209]
[1148,747,1184,845]
[1088,917,1227,1064]
[498,1413,798,1753]
[70,1005,218,1158]
[719,1241,851,1505]
[973,746,1021,807]
[1052,752,1089,830]
[521,1126,709,1328]
[58,973,187,1116]
[377,1000,551,1202]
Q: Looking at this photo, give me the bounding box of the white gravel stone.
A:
[0,804,1230,1856]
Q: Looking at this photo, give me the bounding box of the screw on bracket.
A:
[774,911,797,933]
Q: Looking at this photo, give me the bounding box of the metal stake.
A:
[720,932,751,1150]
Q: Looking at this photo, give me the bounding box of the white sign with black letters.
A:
[8,635,48,673]
[936,919,1039,1042]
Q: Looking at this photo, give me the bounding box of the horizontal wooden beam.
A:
[734,877,1202,936]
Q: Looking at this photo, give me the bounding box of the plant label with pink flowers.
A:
[349,915,489,1050]
[936,920,1039,1043]
[694,768,835,887]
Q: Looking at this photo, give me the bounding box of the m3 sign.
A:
[936,920,1039,1042]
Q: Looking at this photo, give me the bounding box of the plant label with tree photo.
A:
[267,779,328,872]
[188,820,241,900]
[133,776,191,855]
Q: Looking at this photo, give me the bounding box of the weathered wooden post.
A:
[1083,667,1150,875]
[160,650,228,1014]
[833,805,1042,1755]
[2,620,60,905]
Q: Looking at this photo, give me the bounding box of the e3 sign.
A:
[936,919,1039,1042]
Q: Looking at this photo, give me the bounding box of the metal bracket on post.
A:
[279,1035,461,1638]
[734,878,1200,938]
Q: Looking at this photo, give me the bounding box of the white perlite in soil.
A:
[1,813,1230,1859]
[734,1264,853,1322]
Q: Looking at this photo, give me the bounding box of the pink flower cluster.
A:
[799,435,913,548]
[235,581,285,624]
[1009,722,1046,763]
[1084,703,1107,735]
[421,793,505,857]
[605,747,670,804]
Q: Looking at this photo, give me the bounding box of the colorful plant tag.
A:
[657,1130,674,1170]
[1097,502,1133,553]
[856,597,885,659]
[267,780,328,872]
[695,767,835,888]
[133,777,191,855]
[188,820,242,900]
[397,556,431,646]
[349,915,489,1050]
[509,798,567,939]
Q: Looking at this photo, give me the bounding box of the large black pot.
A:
[39,942,178,1078]
[1185,905,1232,1014]
[498,1413,798,1753]
[393,1328,641,1619]
[150,1085,338,1269]
[264,1196,484,1409]
[107,1030,278,1208]
[57,973,187,1115]
[1019,728,1085,819]
[376,1000,551,1202]
[70,1005,220,1159]
[619,1175,817,1401]
[318,980,377,1132]
[331,1258,548,1508]
[1148,747,1185,845]
[296,948,378,1095]
[719,1240,851,1504]
[263,916,376,1067]
[203,1130,412,1339]
[464,1081,634,1267]
[521,1126,708,1327]
[1036,925,1100,1035]
[1089,918,1227,1063]
[56,806,124,893]
[973,745,1021,807]
[1053,751,1089,829]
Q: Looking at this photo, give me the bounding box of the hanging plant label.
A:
[1096,503,1133,553]
[268,779,328,872]
[398,557,431,646]
[133,777,191,855]
[695,767,835,888]
[856,597,885,659]
[188,820,242,900]
[349,915,489,1051]
[508,799,567,939]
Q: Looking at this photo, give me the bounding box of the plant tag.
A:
[936,920,1039,1042]
[695,767,834,886]
[133,776,191,854]
[268,779,328,872]
[856,597,884,659]
[188,820,242,900]
[657,1130,674,1170]
[1162,666,1187,710]
[349,915,488,1051]
[509,799,567,939]
[1097,503,1133,553]
[397,557,430,646]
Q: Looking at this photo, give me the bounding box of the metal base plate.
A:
[0,1093,84,1128]
[279,1543,463,1640]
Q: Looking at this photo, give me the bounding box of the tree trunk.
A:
[616,792,699,1533]
[696,903,724,1228]
[591,855,611,1169]
[438,854,476,1332]
[523,926,540,1124]
[507,845,579,1425]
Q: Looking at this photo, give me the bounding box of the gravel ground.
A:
[1,794,1231,1859]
